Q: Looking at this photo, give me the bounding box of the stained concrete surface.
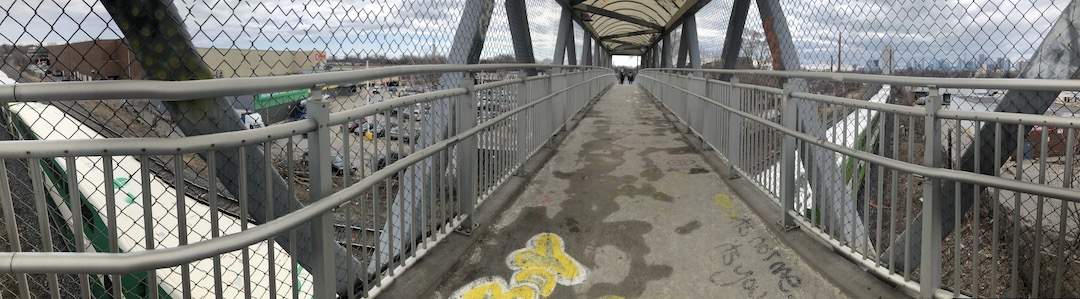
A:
[431,85,846,298]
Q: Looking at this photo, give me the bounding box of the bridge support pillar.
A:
[780,83,797,228]
[305,86,337,299]
[726,77,742,179]
[455,74,479,230]
[919,87,944,298]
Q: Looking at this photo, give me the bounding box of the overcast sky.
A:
[0,0,1068,70]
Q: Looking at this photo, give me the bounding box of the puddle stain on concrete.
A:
[450,233,588,299]
[675,220,702,235]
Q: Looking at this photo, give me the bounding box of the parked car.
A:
[239,110,265,129]
[387,123,421,143]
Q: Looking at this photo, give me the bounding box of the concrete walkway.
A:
[432,85,846,298]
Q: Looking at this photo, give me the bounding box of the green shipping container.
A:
[255,88,310,109]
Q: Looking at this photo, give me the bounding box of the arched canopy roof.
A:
[564,0,711,55]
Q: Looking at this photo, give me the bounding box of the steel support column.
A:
[566,22,578,65]
[583,31,593,66]
[718,0,751,81]
[685,15,702,70]
[661,32,673,68]
[756,0,869,248]
[553,7,571,65]
[676,26,690,68]
[505,0,537,74]
[99,1,364,294]
[373,0,495,279]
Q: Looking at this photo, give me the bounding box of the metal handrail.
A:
[0,65,601,158]
[0,63,601,102]
[637,73,1080,203]
[648,67,1080,91]
[0,70,614,274]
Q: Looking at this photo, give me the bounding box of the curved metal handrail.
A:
[0,63,604,102]
[638,72,1080,204]
[0,71,615,274]
[647,67,1080,91]
[0,65,608,158]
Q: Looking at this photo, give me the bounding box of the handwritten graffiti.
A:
[451,233,588,299]
[708,234,803,295]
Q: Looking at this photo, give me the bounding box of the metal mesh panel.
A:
[0,0,481,297]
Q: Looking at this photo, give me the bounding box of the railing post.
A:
[455,73,478,230]
[305,84,336,298]
[726,77,742,179]
[780,83,798,228]
[919,86,944,298]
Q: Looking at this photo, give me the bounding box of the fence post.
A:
[305,84,336,298]
[726,77,742,179]
[919,86,944,298]
[780,83,798,228]
[455,73,478,231]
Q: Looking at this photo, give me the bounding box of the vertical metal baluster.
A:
[1031,124,1048,297]
[102,155,121,298]
[342,123,356,299]
[238,147,252,298]
[904,115,915,280]
[286,137,298,299]
[372,127,382,287]
[990,122,1002,291]
[971,120,982,297]
[863,108,872,254]
[397,110,406,264]
[174,155,191,298]
[0,158,28,299]
[29,158,60,298]
[264,142,277,296]
[66,157,90,298]
[875,113,885,267]
[409,106,419,259]
[1008,124,1023,297]
[952,119,962,293]
[1053,127,1074,297]
[207,151,223,299]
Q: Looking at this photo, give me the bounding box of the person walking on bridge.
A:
[618,68,626,84]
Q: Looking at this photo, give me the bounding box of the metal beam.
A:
[506,0,537,70]
[885,1,1080,286]
[99,1,362,295]
[757,0,869,249]
[676,26,689,68]
[661,31,673,68]
[685,14,701,69]
[583,31,593,66]
[376,0,496,283]
[718,0,751,80]
[599,29,660,41]
[576,4,664,30]
[553,7,572,65]
[566,21,578,65]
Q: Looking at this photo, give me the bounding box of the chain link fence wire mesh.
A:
[688,0,1080,297]
[0,0,541,297]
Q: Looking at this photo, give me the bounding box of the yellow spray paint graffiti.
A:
[451,233,588,299]
[713,193,739,220]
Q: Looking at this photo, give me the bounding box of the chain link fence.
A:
[687,0,1079,297]
[0,0,555,297]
